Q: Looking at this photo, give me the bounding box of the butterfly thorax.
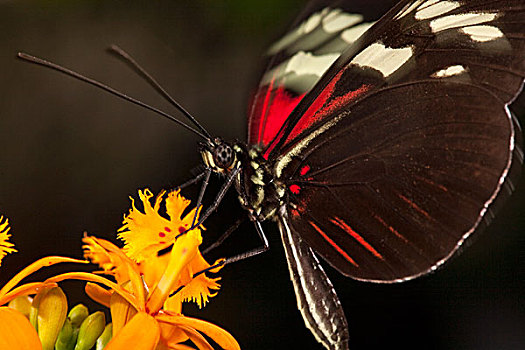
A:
[236,143,286,221]
[200,138,285,222]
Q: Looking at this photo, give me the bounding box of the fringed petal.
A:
[118,190,183,262]
[83,236,146,306]
[0,217,16,266]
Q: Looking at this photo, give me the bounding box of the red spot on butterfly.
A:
[159,241,166,245]
[178,226,186,233]
[164,227,172,232]
[300,165,310,176]
[289,184,301,194]
[158,232,166,238]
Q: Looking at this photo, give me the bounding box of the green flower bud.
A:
[33,287,68,350]
[74,311,105,350]
[68,304,89,328]
[55,319,75,350]
[96,323,112,350]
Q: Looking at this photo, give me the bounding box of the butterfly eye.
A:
[213,143,235,169]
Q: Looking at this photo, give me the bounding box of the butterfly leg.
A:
[223,220,270,264]
[190,168,212,227]
[170,219,270,298]
[175,168,209,191]
[177,166,241,238]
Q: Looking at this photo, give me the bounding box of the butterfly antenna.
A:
[107,44,212,140]
[16,52,211,142]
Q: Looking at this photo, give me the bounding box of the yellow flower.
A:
[0,216,16,266]
[0,188,239,350]
[79,189,238,349]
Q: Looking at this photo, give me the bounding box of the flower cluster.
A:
[0,190,239,350]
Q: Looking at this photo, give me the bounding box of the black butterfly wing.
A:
[272,0,525,282]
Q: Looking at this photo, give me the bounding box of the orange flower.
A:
[79,189,238,350]
[0,189,239,350]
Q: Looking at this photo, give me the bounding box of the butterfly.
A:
[18,0,525,349]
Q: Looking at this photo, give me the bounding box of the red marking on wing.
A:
[373,214,408,243]
[331,216,384,260]
[289,184,301,194]
[300,165,311,176]
[249,82,306,146]
[178,226,186,234]
[398,193,431,219]
[309,220,358,267]
[414,174,449,192]
[164,227,172,232]
[158,232,166,238]
[284,79,371,145]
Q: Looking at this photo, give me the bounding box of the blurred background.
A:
[0,1,524,349]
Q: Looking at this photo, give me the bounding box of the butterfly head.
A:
[200,138,238,174]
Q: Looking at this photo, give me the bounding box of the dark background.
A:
[0,1,524,349]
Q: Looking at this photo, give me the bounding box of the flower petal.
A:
[0,307,42,349]
[146,230,200,314]
[118,190,177,262]
[0,282,56,306]
[165,190,191,222]
[110,289,138,336]
[179,326,214,350]
[85,282,111,308]
[44,272,141,311]
[0,256,87,300]
[156,314,240,350]
[104,312,160,350]
[83,236,145,307]
[0,217,16,266]
[158,320,188,346]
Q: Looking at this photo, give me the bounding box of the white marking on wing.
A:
[395,0,425,20]
[460,25,504,42]
[275,114,344,178]
[322,9,363,33]
[351,42,413,77]
[267,8,327,55]
[415,1,460,20]
[341,22,375,44]
[261,51,339,91]
[315,22,375,55]
[417,0,440,10]
[430,12,498,33]
[432,65,467,77]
